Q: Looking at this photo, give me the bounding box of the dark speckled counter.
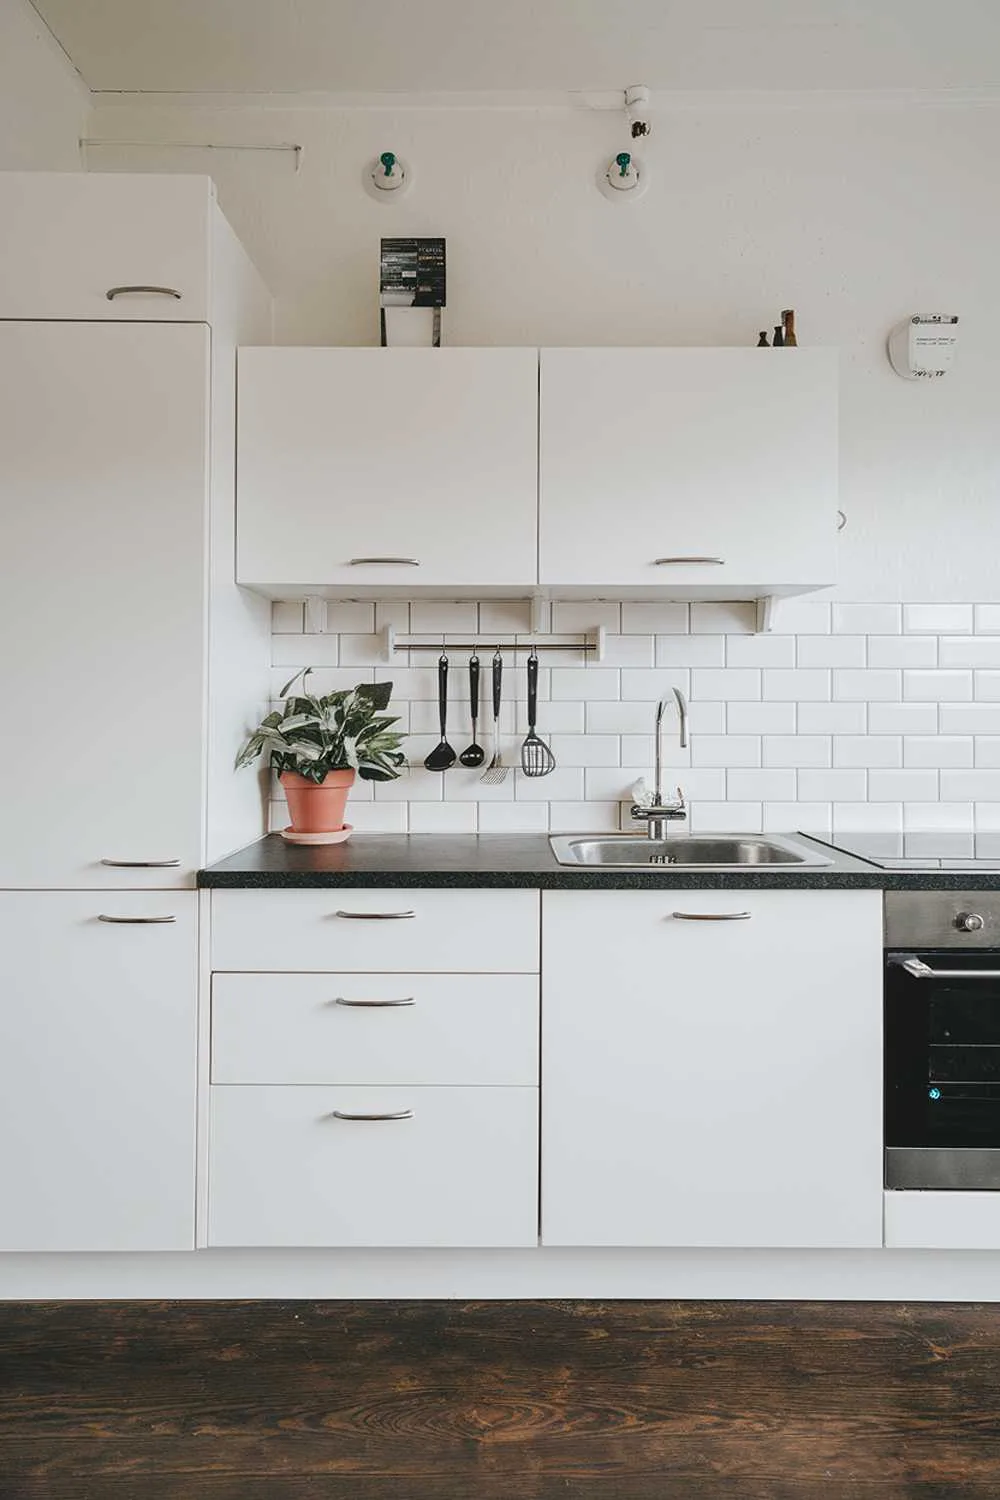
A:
[196,831,934,890]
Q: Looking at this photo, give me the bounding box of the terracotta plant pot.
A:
[280,769,356,834]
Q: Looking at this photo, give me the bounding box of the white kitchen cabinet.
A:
[0,172,215,322]
[209,1084,539,1247]
[539,347,838,599]
[0,178,272,886]
[236,347,539,595]
[542,889,883,1248]
[0,892,198,1252]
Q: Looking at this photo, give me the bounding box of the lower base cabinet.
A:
[208,1085,539,1247]
[0,892,198,1252]
[541,888,884,1249]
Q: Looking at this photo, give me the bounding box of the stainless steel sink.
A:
[548,834,832,868]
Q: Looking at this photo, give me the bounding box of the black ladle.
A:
[459,655,486,768]
[424,653,457,771]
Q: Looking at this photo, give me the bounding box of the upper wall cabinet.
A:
[0,172,218,322]
[236,347,539,595]
[539,348,838,600]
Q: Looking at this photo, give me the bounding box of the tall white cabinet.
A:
[0,172,271,1253]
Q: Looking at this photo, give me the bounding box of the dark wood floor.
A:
[1,1300,999,1498]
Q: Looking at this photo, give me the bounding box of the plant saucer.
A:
[280,824,353,846]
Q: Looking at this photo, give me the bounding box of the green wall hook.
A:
[616,151,632,178]
[380,151,397,177]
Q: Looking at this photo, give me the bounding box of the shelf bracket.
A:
[754,597,776,634]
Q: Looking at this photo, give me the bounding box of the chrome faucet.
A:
[630,687,688,840]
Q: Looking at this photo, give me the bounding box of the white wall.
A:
[0,0,87,169]
[87,94,1000,603]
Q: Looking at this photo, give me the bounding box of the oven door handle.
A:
[897,957,1000,981]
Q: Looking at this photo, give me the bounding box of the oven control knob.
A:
[955,911,986,932]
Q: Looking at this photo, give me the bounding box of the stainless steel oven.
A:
[885,891,1000,1190]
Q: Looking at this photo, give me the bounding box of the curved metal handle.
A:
[671,911,752,922]
[328,1109,413,1122]
[334,910,415,920]
[899,958,1000,981]
[333,996,415,1007]
[654,557,726,566]
[100,858,180,868]
[106,285,182,301]
[97,914,176,924]
[348,557,420,566]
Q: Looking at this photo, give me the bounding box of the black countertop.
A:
[197,832,940,890]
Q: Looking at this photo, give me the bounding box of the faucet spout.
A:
[654,687,689,804]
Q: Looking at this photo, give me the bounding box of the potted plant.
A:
[236,668,405,842]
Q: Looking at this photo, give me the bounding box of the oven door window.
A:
[886,949,1000,1148]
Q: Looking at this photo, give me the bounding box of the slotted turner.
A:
[520,651,556,777]
[480,650,508,784]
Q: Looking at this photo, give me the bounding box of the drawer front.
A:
[0,173,210,322]
[212,973,539,1085]
[211,889,540,973]
[208,1085,539,1247]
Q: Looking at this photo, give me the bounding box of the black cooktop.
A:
[816,834,1000,871]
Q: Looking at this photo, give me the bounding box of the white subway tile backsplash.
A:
[904,604,974,634]
[868,703,938,735]
[903,670,973,702]
[901,829,973,856]
[834,604,901,635]
[797,703,867,735]
[796,636,866,669]
[727,769,796,801]
[726,635,796,668]
[727,702,796,735]
[478,803,550,833]
[692,668,760,700]
[692,736,762,768]
[833,669,901,701]
[655,634,725,667]
[620,602,688,633]
[690,602,755,634]
[408,802,478,834]
[268,598,1000,830]
[763,736,832,768]
[763,669,830,701]
[905,737,974,768]
[833,737,903,769]
[939,638,1000,668]
[799,770,868,801]
[867,636,938,669]
[869,770,939,802]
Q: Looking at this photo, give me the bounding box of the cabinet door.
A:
[0,893,198,1252]
[209,1085,539,1247]
[542,889,882,1248]
[539,348,837,593]
[237,347,539,591]
[0,173,210,321]
[0,322,208,886]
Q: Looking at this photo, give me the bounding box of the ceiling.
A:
[30,0,1000,96]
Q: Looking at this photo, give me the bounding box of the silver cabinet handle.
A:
[672,911,752,922]
[98,914,176,924]
[348,557,420,566]
[333,996,415,1007]
[900,958,1000,981]
[100,858,180,868]
[106,285,182,300]
[654,557,725,566]
[334,910,415,920]
[328,1109,413,1122]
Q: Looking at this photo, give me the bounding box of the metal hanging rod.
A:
[81,139,303,171]
[397,641,598,652]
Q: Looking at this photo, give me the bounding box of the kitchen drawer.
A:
[210,889,540,973]
[0,174,212,322]
[208,1085,539,1247]
[212,973,539,1085]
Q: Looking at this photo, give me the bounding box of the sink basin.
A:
[548,834,832,868]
